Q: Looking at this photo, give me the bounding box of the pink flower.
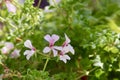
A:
[56,46,71,63]
[5,0,16,13]
[62,34,75,54]
[54,46,70,63]
[10,49,20,58]
[43,34,59,57]
[1,42,14,54]
[54,46,69,55]
[54,34,75,63]
[24,40,36,60]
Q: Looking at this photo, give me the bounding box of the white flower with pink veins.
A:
[24,40,36,60]
[43,34,59,57]
[54,34,75,63]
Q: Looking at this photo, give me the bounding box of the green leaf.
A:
[95,69,104,78]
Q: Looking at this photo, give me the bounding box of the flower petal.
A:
[68,44,75,55]
[10,49,20,58]
[24,50,35,60]
[60,55,67,63]
[24,50,30,55]
[62,46,69,54]
[93,55,103,69]
[65,34,71,44]
[60,55,70,63]
[44,34,51,42]
[43,47,51,53]
[93,61,103,69]
[64,55,71,60]
[26,52,34,60]
[5,1,16,13]
[54,46,62,51]
[5,42,14,50]
[1,47,9,54]
[24,40,33,49]
[51,34,59,43]
[52,49,58,57]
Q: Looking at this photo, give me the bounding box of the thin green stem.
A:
[43,52,51,71]
[36,50,50,58]
[43,58,50,71]
[37,0,41,8]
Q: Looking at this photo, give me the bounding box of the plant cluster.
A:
[0,0,120,80]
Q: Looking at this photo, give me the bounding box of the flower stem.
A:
[43,52,51,71]
[37,0,41,8]
[43,58,50,71]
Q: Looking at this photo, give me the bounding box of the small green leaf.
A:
[110,47,119,54]
[95,69,104,78]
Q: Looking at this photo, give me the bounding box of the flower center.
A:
[62,42,68,47]
[60,51,64,56]
[32,47,36,51]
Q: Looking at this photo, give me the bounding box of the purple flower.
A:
[43,34,59,57]
[10,49,20,58]
[24,40,36,60]
[1,42,14,54]
[5,1,16,13]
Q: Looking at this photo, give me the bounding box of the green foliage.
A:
[22,70,51,80]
